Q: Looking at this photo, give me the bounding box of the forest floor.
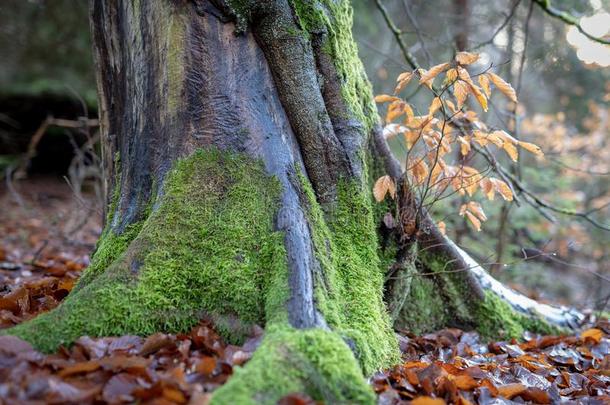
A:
[0,177,608,404]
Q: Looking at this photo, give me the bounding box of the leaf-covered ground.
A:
[0,178,608,404]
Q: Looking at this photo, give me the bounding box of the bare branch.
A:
[373,0,421,70]
[532,0,610,45]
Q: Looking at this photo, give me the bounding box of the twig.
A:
[374,0,420,70]
[401,0,433,66]
[477,144,610,231]
[472,0,523,50]
[532,0,610,45]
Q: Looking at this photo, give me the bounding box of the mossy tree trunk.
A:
[4,1,581,403]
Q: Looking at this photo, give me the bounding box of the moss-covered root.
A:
[472,291,561,338]
[395,270,562,339]
[4,149,288,352]
[211,327,375,405]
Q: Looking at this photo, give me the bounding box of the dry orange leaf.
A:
[395,71,415,94]
[581,328,603,343]
[373,175,396,202]
[411,159,430,185]
[518,141,544,157]
[58,361,101,377]
[503,142,519,162]
[488,72,518,103]
[466,201,487,221]
[428,97,443,116]
[162,387,187,404]
[451,374,478,390]
[419,63,450,87]
[453,81,469,109]
[498,383,527,399]
[478,74,491,97]
[455,51,480,65]
[464,211,481,231]
[374,94,400,103]
[438,221,447,235]
[411,396,447,405]
[490,178,513,201]
[457,136,471,156]
[467,82,488,111]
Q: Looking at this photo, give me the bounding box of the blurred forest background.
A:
[0,0,608,312]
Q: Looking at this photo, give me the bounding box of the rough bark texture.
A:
[3,1,580,404]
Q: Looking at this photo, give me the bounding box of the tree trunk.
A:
[4,1,582,403]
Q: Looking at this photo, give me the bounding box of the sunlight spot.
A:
[566,12,610,67]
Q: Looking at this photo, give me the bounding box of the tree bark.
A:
[3,1,582,403]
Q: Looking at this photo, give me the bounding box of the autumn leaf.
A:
[498,383,527,399]
[403,103,415,123]
[458,136,471,156]
[386,100,406,123]
[468,83,488,111]
[503,142,519,162]
[581,328,602,343]
[419,63,450,87]
[454,81,469,109]
[480,178,495,200]
[455,52,480,65]
[428,97,443,116]
[492,129,518,144]
[411,159,430,185]
[466,201,487,221]
[411,396,447,405]
[195,356,217,376]
[461,167,482,196]
[446,68,458,82]
[373,175,396,202]
[519,141,544,157]
[394,71,414,94]
[397,71,413,82]
[404,130,422,148]
[490,178,513,201]
[438,221,446,235]
[374,94,400,103]
[450,374,478,390]
[464,211,481,231]
[488,72,518,103]
[58,361,101,378]
[478,74,491,97]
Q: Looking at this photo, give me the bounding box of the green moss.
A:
[6,149,288,351]
[395,252,562,339]
[74,222,143,288]
[395,275,449,334]
[290,0,377,131]
[211,326,374,405]
[297,171,398,375]
[473,292,561,339]
[6,148,391,402]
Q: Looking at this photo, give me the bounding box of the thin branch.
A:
[532,0,610,45]
[548,157,610,176]
[472,0,523,50]
[401,0,433,66]
[374,0,420,70]
[475,143,610,231]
